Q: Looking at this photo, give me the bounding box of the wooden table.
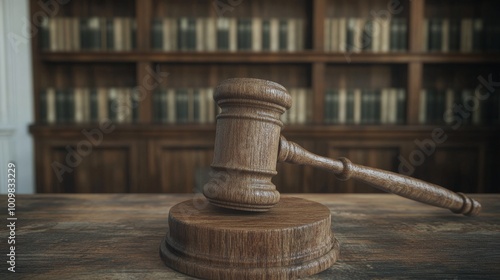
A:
[4,194,500,279]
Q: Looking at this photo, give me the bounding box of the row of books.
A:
[281,88,312,124]
[152,17,306,52]
[324,18,407,52]
[324,88,406,124]
[419,89,500,124]
[424,18,500,52]
[40,17,137,51]
[153,88,217,124]
[153,88,311,124]
[40,88,139,123]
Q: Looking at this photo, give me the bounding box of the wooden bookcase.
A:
[30,0,500,193]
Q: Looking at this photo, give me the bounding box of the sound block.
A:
[160,197,339,279]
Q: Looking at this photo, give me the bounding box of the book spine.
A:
[338,18,347,52]
[217,18,229,51]
[98,88,108,121]
[353,88,362,124]
[206,17,217,51]
[252,17,262,52]
[324,18,331,51]
[74,88,83,123]
[330,18,339,52]
[441,18,449,52]
[472,19,483,52]
[228,18,238,52]
[152,18,163,50]
[278,19,288,51]
[346,89,354,123]
[262,19,271,51]
[419,89,427,124]
[287,18,296,52]
[66,89,74,122]
[396,89,406,124]
[270,18,279,51]
[196,18,205,52]
[449,19,461,51]
[167,88,176,124]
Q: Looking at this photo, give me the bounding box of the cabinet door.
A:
[323,141,404,193]
[36,140,138,193]
[411,143,486,193]
[148,140,214,193]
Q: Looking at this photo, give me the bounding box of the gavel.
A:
[202,78,481,216]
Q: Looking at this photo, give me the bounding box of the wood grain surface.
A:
[2,194,499,279]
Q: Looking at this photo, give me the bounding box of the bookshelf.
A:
[30,0,500,194]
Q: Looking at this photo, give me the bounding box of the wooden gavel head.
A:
[202,78,292,211]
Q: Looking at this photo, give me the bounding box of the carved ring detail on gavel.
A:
[202,78,481,216]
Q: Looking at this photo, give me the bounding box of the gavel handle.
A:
[278,136,481,216]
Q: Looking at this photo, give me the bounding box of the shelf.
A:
[39,51,500,64]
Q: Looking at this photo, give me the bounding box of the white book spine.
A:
[330,18,339,52]
[442,19,449,52]
[252,17,262,52]
[205,17,217,51]
[353,89,362,124]
[198,88,207,124]
[162,18,171,51]
[270,18,279,52]
[207,88,215,123]
[229,18,238,52]
[113,18,123,51]
[46,88,56,123]
[74,88,83,123]
[380,88,389,123]
[338,17,347,52]
[287,18,296,52]
[196,18,205,52]
[338,88,346,124]
[372,20,381,53]
[381,19,390,52]
[297,88,307,124]
[167,88,176,124]
[324,18,331,51]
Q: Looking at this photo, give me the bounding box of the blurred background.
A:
[1,0,499,194]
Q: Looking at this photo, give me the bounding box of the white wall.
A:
[0,0,35,194]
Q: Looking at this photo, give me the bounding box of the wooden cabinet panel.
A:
[324,142,403,193]
[148,141,214,193]
[274,140,316,193]
[412,144,484,193]
[37,141,138,193]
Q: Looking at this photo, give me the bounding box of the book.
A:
[262,19,271,51]
[228,18,238,52]
[176,89,189,123]
[279,19,288,51]
[287,18,297,52]
[152,18,163,49]
[338,88,347,124]
[353,89,362,124]
[167,88,176,124]
[217,18,229,50]
[270,18,279,51]
[330,18,339,52]
[196,18,205,52]
[207,17,218,51]
[97,87,108,121]
[419,89,427,123]
[396,89,406,124]
[252,17,262,52]
[237,18,252,50]
[441,19,449,52]
[324,18,331,51]
[338,17,347,52]
[380,18,390,52]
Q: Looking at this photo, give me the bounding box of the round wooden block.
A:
[160,197,339,280]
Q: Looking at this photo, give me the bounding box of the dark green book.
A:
[187,18,196,50]
[390,18,399,51]
[472,19,483,52]
[262,20,270,50]
[65,89,75,123]
[324,89,333,123]
[346,18,355,52]
[106,19,114,50]
[279,19,288,51]
[449,19,461,51]
[193,89,200,123]
[396,89,406,124]
[80,18,90,50]
[56,89,65,122]
[131,19,137,50]
[399,19,407,51]
[346,89,355,123]
[176,89,189,123]
[217,18,229,50]
[373,90,381,123]
[362,20,373,51]
[152,18,163,50]
[361,89,370,123]
[40,18,50,50]
[152,89,161,122]
[237,19,252,50]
